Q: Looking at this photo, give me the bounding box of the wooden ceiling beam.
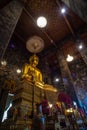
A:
[55,0,75,38]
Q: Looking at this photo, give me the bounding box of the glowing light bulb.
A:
[49,103,53,108]
[1,60,7,66]
[61,8,66,14]
[55,78,59,82]
[79,44,83,50]
[37,16,47,28]
[16,69,21,74]
[66,55,73,62]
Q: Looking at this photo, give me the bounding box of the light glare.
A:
[2,103,12,122]
[9,93,14,96]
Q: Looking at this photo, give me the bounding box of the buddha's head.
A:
[29,54,39,67]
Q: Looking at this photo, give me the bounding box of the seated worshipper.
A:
[22,54,44,88]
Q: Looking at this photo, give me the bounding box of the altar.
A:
[1,36,58,130]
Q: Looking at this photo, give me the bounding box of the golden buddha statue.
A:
[22,54,57,92]
[22,54,44,88]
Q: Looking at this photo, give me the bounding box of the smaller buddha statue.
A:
[22,54,44,88]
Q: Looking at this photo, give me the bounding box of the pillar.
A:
[0,0,26,60]
[78,44,87,65]
[0,0,26,124]
[57,49,80,107]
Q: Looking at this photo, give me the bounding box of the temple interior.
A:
[0,0,87,130]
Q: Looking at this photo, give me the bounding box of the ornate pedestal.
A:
[13,80,43,116]
[1,80,44,130]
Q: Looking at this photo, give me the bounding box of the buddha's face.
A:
[29,54,39,67]
[32,58,38,67]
